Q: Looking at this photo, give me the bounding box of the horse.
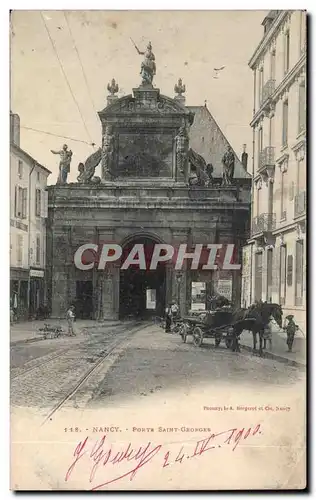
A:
[230,302,283,356]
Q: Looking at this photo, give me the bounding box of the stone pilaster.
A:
[98,228,119,320]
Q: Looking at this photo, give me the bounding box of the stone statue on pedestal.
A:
[51,144,72,184]
[77,148,102,184]
[131,39,156,86]
[107,78,119,96]
[221,146,235,186]
[175,125,189,175]
[188,148,212,187]
[102,126,115,180]
[174,78,186,96]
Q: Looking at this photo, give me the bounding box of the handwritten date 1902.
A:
[65,423,262,490]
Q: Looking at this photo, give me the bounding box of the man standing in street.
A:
[66,306,76,336]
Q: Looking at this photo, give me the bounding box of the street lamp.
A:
[175,272,182,311]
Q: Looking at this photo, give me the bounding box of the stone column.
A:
[170,229,190,316]
[231,235,243,308]
[98,228,119,320]
[51,227,71,318]
[51,269,68,318]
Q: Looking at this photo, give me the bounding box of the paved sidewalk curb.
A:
[240,343,306,368]
[10,321,128,346]
[11,336,45,347]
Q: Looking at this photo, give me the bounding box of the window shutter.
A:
[14,186,18,217]
[41,190,48,218]
[22,188,27,219]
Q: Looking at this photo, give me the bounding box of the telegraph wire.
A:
[63,11,98,116]
[21,126,96,146]
[40,11,95,147]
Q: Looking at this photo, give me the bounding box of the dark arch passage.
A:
[119,237,166,319]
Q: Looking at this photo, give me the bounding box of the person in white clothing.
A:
[66,306,76,336]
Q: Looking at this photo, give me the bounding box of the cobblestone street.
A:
[11,321,305,416]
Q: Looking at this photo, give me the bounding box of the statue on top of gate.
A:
[131,38,156,86]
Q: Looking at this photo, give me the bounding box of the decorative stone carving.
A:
[107,78,119,96]
[77,148,102,184]
[280,160,288,173]
[175,125,189,176]
[102,126,115,180]
[256,177,262,190]
[296,221,306,239]
[187,148,212,187]
[295,143,306,162]
[174,78,186,96]
[279,233,285,246]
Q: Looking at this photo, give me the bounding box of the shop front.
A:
[10,267,29,321]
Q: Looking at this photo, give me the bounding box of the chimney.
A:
[10,112,20,147]
[241,144,248,170]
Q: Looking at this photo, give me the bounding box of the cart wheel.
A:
[215,336,221,347]
[193,327,203,347]
[180,324,187,343]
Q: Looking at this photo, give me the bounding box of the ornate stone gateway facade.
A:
[47,68,251,320]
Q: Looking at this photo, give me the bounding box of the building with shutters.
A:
[241,10,306,333]
[10,112,51,320]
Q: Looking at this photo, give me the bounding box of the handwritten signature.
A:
[65,423,262,490]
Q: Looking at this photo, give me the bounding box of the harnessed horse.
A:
[231,302,283,356]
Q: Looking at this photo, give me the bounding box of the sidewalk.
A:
[240,326,306,367]
[10,319,121,345]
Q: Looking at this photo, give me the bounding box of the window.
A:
[36,235,41,265]
[16,234,23,265]
[298,82,306,133]
[282,100,289,147]
[14,186,27,219]
[18,160,23,179]
[297,157,306,194]
[256,184,261,217]
[269,115,274,146]
[295,240,304,305]
[37,171,40,182]
[254,253,263,302]
[280,169,287,219]
[284,31,290,74]
[287,255,293,287]
[259,68,264,104]
[266,248,273,302]
[258,127,263,169]
[35,189,41,217]
[279,245,287,304]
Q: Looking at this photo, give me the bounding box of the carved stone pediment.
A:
[99,89,193,118]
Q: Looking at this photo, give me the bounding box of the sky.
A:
[10,10,268,184]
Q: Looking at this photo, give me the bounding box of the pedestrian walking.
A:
[263,315,273,350]
[165,303,172,333]
[66,306,76,336]
[284,315,298,352]
[171,301,179,320]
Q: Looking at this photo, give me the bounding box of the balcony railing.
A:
[260,79,276,105]
[252,213,276,236]
[294,191,306,217]
[259,146,275,170]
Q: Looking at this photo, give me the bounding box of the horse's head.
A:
[269,303,283,328]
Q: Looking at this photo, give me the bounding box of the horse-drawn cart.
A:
[179,309,235,348]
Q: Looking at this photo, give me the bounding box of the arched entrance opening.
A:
[119,236,166,319]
